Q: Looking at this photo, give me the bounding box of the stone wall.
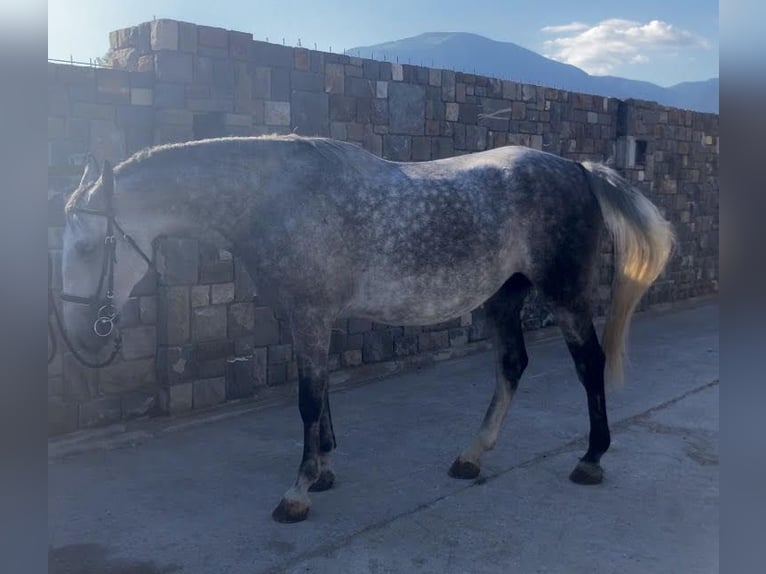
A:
[47,18,719,436]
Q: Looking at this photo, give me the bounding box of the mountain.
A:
[349,32,718,114]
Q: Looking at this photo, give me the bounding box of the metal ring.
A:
[94,316,114,337]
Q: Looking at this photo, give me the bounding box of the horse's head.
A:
[61,156,154,355]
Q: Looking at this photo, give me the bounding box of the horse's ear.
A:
[77,153,100,191]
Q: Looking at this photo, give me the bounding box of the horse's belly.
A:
[345,271,510,326]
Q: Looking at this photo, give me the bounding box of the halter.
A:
[49,160,156,368]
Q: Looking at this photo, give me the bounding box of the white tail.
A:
[581,161,676,385]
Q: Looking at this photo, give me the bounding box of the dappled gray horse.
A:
[59,135,673,523]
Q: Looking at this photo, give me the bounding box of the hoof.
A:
[271,498,310,523]
[308,469,336,492]
[448,458,481,480]
[569,461,604,485]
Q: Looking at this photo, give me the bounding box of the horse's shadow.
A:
[48,543,181,574]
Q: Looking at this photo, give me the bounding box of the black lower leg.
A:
[272,353,327,523]
[564,322,611,484]
[309,387,337,492]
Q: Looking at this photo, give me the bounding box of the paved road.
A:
[48,301,719,574]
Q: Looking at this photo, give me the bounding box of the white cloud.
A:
[540,22,589,34]
[541,18,709,75]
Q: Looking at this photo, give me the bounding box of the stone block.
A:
[71,101,114,121]
[429,68,442,87]
[230,31,253,60]
[139,296,158,325]
[154,82,186,108]
[291,91,329,136]
[157,345,196,384]
[394,334,418,357]
[466,125,488,150]
[345,77,376,99]
[252,41,294,68]
[253,347,268,387]
[199,252,234,283]
[376,81,388,99]
[225,357,255,399]
[121,326,157,360]
[110,23,151,51]
[128,88,153,106]
[79,396,122,428]
[265,101,290,126]
[48,398,79,436]
[362,330,394,362]
[192,305,228,342]
[294,47,310,71]
[177,21,198,53]
[362,59,379,80]
[456,83,466,103]
[121,389,158,419]
[431,137,455,159]
[95,69,130,104]
[418,330,450,352]
[198,25,228,49]
[330,121,347,140]
[449,327,469,347]
[99,357,156,394]
[383,134,412,161]
[325,63,344,94]
[151,19,179,51]
[348,318,372,334]
[156,109,193,127]
[391,63,403,81]
[228,302,255,337]
[191,285,210,308]
[193,377,226,408]
[156,237,199,285]
[370,99,388,124]
[155,51,194,83]
[363,130,382,156]
[252,66,272,99]
[388,82,425,135]
[330,95,356,122]
[62,353,99,401]
[269,344,292,365]
[158,286,190,346]
[412,136,431,161]
[268,364,287,386]
[345,63,363,78]
[211,283,235,304]
[167,382,193,414]
[89,119,126,162]
[342,349,362,367]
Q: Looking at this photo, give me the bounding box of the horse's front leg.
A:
[272,309,333,523]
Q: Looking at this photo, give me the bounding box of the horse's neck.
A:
[115,191,231,257]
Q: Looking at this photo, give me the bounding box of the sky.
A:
[47,0,718,87]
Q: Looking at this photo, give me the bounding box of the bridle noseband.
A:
[48,160,156,368]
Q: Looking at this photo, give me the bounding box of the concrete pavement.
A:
[48,300,719,574]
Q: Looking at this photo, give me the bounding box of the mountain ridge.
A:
[349,32,718,114]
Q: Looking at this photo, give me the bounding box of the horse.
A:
[58,134,674,523]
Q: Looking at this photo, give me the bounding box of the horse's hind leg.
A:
[271,306,334,523]
[551,302,611,484]
[449,274,531,479]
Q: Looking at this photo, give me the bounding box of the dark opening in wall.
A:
[193,112,226,140]
[635,139,648,167]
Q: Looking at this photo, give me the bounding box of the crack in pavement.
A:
[261,378,720,574]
